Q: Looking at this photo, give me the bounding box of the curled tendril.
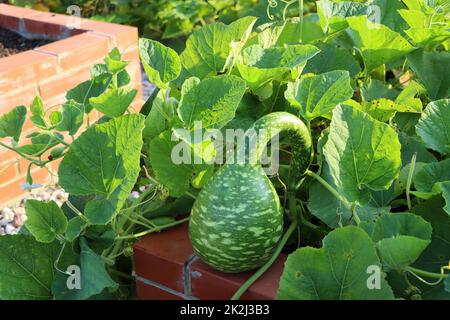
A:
[266,0,301,22]
[406,264,450,286]
[266,0,278,21]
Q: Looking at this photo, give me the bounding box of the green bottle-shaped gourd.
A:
[189,112,312,273]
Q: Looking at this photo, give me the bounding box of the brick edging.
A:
[133,223,286,300]
[0,4,143,205]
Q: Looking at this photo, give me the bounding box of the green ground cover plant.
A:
[7,0,311,45]
[0,0,449,300]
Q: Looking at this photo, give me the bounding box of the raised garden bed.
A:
[134,223,286,300]
[0,27,52,58]
[0,0,448,302]
[0,3,143,205]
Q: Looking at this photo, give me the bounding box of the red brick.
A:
[0,166,52,205]
[134,223,287,300]
[122,46,139,62]
[136,280,184,300]
[43,93,67,109]
[38,67,91,101]
[0,3,40,31]
[35,33,110,70]
[127,61,142,82]
[0,51,57,96]
[190,256,286,300]
[0,149,18,164]
[0,160,18,182]
[23,12,76,38]
[0,5,142,204]
[0,85,38,114]
[80,20,138,51]
[133,223,194,292]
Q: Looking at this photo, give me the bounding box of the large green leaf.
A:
[236,44,320,91]
[416,99,450,155]
[308,162,391,228]
[285,70,353,121]
[66,77,110,114]
[65,216,88,242]
[89,87,137,118]
[323,105,401,204]
[308,159,353,228]
[56,100,85,136]
[142,90,173,139]
[345,16,414,73]
[441,182,450,215]
[370,213,432,271]
[139,38,181,89]
[317,0,407,33]
[178,75,246,130]
[413,158,450,198]
[148,130,193,197]
[58,114,145,224]
[371,0,408,32]
[317,0,369,33]
[399,132,437,166]
[180,16,257,79]
[277,226,394,300]
[411,197,450,299]
[276,15,325,44]
[52,237,117,300]
[0,105,27,142]
[303,43,361,77]
[407,49,450,100]
[0,235,59,300]
[361,79,400,101]
[25,200,68,243]
[355,98,421,123]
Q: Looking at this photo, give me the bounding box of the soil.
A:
[0,27,52,58]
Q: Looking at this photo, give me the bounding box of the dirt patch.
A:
[0,27,52,58]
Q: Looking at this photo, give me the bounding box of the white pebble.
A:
[14,207,25,215]
[5,224,17,235]
[1,207,15,221]
[13,214,27,228]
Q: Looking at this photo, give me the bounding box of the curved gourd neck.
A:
[243,112,312,189]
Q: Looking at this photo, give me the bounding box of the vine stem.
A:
[0,141,42,165]
[299,0,304,42]
[231,219,297,300]
[406,153,417,210]
[51,133,70,147]
[114,217,190,240]
[305,170,361,225]
[405,266,447,281]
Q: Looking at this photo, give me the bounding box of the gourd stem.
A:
[245,112,312,189]
[231,220,297,300]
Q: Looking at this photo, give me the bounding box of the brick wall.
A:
[0,4,143,206]
[133,223,285,300]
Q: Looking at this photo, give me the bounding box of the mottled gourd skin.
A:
[189,164,283,273]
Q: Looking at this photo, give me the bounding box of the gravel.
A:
[0,27,52,58]
[141,67,156,101]
[0,187,68,235]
